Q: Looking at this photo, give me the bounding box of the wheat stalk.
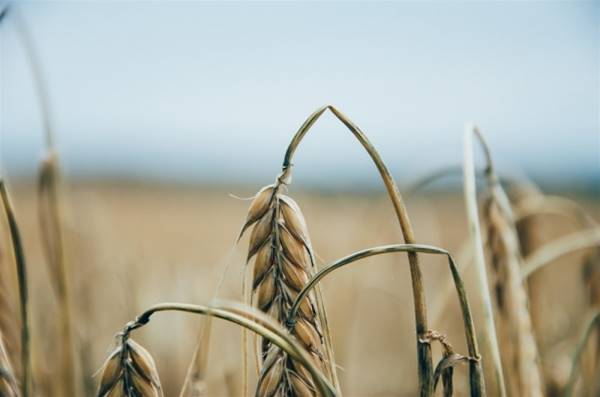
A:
[239,177,331,396]
[281,105,432,396]
[96,337,163,397]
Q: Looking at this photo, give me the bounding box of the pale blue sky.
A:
[1,1,598,189]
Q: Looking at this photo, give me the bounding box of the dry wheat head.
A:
[240,179,326,397]
[96,338,163,397]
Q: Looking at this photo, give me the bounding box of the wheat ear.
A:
[96,336,163,397]
[239,176,330,396]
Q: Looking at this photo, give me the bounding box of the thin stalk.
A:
[463,124,506,397]
[0,180,30,397]
[521,228,600,280]
[125,301,337,397]
[282,105,433,396]
[287,243,485,397]
[562,310,600,397]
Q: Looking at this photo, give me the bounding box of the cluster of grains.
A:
[96,338,163,397]
[483,193,544,397]
[240,178,326,397]
[0,335,18,397]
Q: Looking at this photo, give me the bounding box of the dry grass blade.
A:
[96,338,163,397]
[240,179,330,396]
[0,180,31,397]
[0,334,19,397]
[483,192,544,397]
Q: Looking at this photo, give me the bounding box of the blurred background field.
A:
[5,181,599,396]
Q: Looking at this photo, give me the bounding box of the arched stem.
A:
[281,105,432,396]
[124,301,337,397]
[287,243,485,397]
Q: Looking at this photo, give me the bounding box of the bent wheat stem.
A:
[282,105,432,396]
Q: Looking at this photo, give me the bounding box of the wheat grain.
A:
[96,338,163,397]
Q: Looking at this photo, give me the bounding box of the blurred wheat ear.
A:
[483,192,544,397]
[96,338,163,397]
